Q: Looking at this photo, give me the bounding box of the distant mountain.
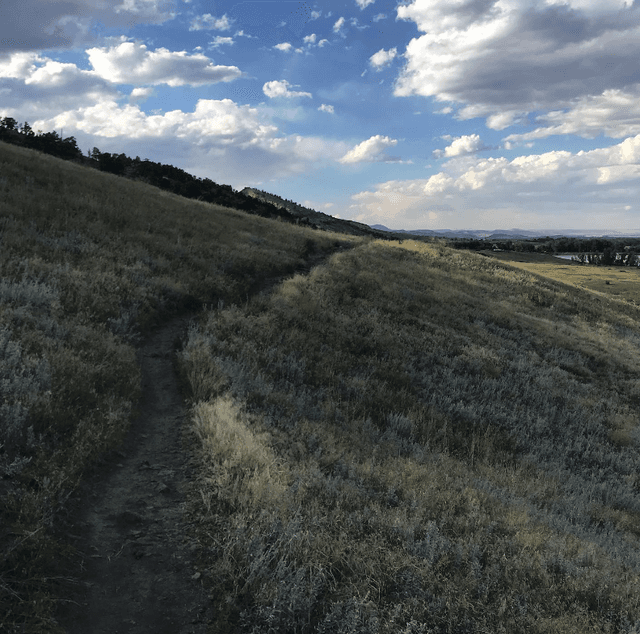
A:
[371,226,640,239]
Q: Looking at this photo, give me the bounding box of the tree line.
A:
[0,116,298,223]
[451,235,640,265]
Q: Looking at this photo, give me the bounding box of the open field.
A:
[4,139,640,633]
[484,250,640,304]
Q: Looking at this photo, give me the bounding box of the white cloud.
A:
[28,98,349,187]
[333,17,346,33]
[311,10,322,19]
[504,86,640,143]
[129,86,153,103]
[210,36,234,48]
[87,41,242,86]
[263,80,312,99]
[38,98,276,142]
[274,42,293,52]
[394,0,640,138]
[318,104,335,114]
[369,47,397,71]
[356,0,376,9]
[348,134,640,229]
[372,13,386,22]
[0,0,174,51]
[0,51,118,120]
[303,34,317,44]
[349,17,370,30]
[339,134,398,164]
[189,13,234,31]
[434,134,484,158]
[318,39,329,47]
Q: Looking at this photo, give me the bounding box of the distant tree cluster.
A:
[0,116,297,223]
[452,234,640,266]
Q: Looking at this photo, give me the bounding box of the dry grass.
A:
[180,239,640,633]
[485,249,640,304]
[6,136,640,633]
[0,140,354,632]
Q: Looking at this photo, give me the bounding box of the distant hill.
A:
[372,225,640,240]
[240,187,411,239]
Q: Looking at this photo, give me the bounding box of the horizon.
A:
[372,225,640,237]
[2,0,640,232]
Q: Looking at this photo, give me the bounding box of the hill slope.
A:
[0,140,354,632]
[180,243,640,632]
[240,187,397,237]
[3,139,640,633]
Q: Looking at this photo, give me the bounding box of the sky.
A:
[2,0,640,232]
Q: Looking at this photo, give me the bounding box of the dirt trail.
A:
[59,314,211,634]
[57,245,354,633]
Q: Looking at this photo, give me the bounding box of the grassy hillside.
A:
[0,140,353,632]
[4,138,640,633]
[180,241,640,633]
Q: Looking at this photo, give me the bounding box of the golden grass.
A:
[7,136,640,632]
[485,249,640,304]
[181,238,640,633]
[0,140,357,631]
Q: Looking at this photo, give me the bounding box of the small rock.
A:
[192,572,201,580]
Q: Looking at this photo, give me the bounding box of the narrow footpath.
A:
[57,244,353,633]
[59,314,211,634]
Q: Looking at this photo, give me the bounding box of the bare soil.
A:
[58,313,211,634]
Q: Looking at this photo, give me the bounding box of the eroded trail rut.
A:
[60,314,211,634]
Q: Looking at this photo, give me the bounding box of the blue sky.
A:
[2,0,640,231]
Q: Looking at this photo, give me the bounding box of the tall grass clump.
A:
[0,139,353,632]
[181,239,640,633]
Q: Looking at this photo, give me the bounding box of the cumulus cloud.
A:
[210,36,234,48]
[369,47,397,71]
[394,0,640,138]
[87,41,242,86]
[504,86,640,143]
[303,34,317,44]
[31,98,351,186]
[274,42,293,52]
[0,0,175,51]
[319,104,335,114]
[333,17,346,33]
[356,0,376,9]
[129,86,154,103]
[434,134,485,158]
[0,51,118,120]
[36,98,278,148]
[263,80,312,99]
[338,134,398,164]
[348,134,640,229]
[189,13,234,31]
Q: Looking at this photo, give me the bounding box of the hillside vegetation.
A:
[180,245,640,632]
[0,140,352,632]
[3,139,640,633]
